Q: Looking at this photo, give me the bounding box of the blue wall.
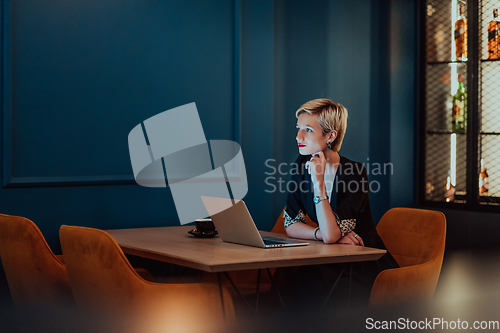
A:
[1,0,416,252]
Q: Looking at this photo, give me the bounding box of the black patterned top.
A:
[283,154,399,284]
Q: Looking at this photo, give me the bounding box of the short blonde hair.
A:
[295,98,348,152]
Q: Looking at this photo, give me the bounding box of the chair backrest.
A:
[271,207,317,234]
[376,208,446,268]
[0,213,73,306]
[59,225,234,330]
[59,225,146,313]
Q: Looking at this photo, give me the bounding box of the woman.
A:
[279,98,398,311]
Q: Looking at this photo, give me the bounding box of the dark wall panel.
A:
[238,0,276,229]
[1,0,236,251]
[390,0,416,210]
[7,0,234,182]
[328,0,372,162]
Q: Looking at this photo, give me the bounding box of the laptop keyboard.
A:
[262,236,308,247]
[263,239,285,245]
[263,237,287,246]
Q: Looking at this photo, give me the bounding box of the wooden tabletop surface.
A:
[107,226,386,273]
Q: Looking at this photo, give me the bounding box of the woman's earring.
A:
[327,142,331,150]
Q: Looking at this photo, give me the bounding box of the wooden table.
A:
[107,226,387,315]
[107,226,386,273]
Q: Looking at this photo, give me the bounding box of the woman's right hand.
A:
[305,151,326,194]
[337,231,364,246]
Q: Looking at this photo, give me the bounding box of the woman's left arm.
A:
[333,164,370,222]
[331,162,371,245]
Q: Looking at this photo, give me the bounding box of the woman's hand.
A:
[305,151,326,193]
[337,231,364,246]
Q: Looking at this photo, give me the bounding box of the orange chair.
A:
[59,225,235,331]
[369,208,447,305]
[0,213,73,306]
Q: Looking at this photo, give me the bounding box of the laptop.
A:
[200,196,309,248]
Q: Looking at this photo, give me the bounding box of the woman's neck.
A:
[323,149,340,166]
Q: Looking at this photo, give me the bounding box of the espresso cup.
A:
[195,218,216,234]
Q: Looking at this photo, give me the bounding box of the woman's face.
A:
[296,113,330,155]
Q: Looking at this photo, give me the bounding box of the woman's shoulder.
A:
[339,154,359,164]
[338,155,367,178]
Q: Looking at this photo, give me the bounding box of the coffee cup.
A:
[195,218,216,234]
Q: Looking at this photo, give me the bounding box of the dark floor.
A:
[1,249,500,332]
[229,249,500,332]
